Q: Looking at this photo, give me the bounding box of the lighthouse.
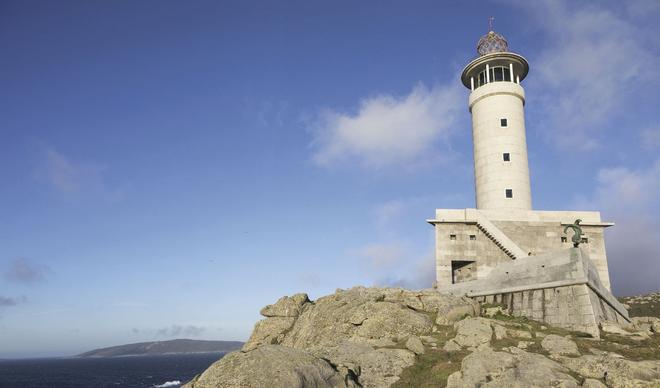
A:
[429,27,615,293]
[426,23,628,337]
[461,29,532,210]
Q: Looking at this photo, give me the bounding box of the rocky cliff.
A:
[185,287,660,387]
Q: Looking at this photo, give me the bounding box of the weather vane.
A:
[489,16,495,32]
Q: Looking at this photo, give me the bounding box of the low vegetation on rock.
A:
[619,292,660,319]
[185,287,660,387]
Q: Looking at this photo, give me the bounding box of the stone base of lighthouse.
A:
[428,208,622,337]
[428,208,614,291]
[436,246,629,338]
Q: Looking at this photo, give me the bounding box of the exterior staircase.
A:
[472,210,527,260]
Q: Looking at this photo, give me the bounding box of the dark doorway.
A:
[451,260,477,284]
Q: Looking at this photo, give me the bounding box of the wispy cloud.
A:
[295,272,321,288]
[155,325,206,338]
[309,83,462,170]
[4,258,51,284]
[34,147,124,200]
[641,126,660,150]
[0,295,27,307]
[575,159,660,295]
[353,242,407,271]
[352,240,434,290]
[514,0,659,149]
[374,253,435,290]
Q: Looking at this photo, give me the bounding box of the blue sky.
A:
[1,0,659,358]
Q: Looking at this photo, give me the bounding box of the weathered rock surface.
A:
[558,354,660,387]
[189,287,477,388]
[492,323,508,340]
[443,339,462,352]
[540,334,580,356]
[405,335,425,355]
[600,321,633,335]
[280,288,436,349]
[506,327,533,339]
[189,287,660,388]
[435,301,481,325]
[446,347,579,388]
[631,316,660,334]
[600,320,651,341]
[352,348,416,387]
[242,316,295,351]
[452,317,493,348]
[186,345,358,388]
[581,378,607,388]
[306,341,416,388]
[260,293,310,317]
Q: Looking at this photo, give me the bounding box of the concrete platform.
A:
[437,247,629,338]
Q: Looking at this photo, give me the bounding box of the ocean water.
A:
[0,353,225,388]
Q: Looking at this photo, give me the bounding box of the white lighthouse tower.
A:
[461,28,532,210]
[427,24,628,337]
[429,26,615,293]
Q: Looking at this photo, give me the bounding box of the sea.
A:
[0,352,225,388]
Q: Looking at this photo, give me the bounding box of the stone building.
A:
[430,29,628,335]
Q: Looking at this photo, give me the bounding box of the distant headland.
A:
[78,339,244,358]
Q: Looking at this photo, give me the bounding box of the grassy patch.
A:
[589,332,660,361]
[391,347,470,388]
[391,323,467,387]
[618,292,660,318]
[392,310,660,387]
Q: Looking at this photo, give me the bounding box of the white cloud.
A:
[40,148,103,193]
[35,147,124,201]
[515,0,659,149]
[374,253,436,290]
[579,160,660,295]
[352,241,435,290]
[354,242,406,271]
[641,126,660,150]
[625,0,660,19]
[310,83,462,169]
[592,161,660,213]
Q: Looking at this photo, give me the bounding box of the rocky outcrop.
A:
[558,354,660,387]
[185,287,478,388]
[540,334,580,356]
[188,345,358,388]
[451,317,493,348]
[447,347,580,387]
[260,293,310,317]
[631,316,660,334]
[405,335,425,355]
[187,287,660,388]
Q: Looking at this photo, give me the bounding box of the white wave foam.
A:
[153,381,181,388]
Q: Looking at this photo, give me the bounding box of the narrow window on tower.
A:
[505,189,513,198]
[503,153,511,162]
[500,118,508,127]
[494,67,504,81]
[449,234,457,240]
[503,68,511,81]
